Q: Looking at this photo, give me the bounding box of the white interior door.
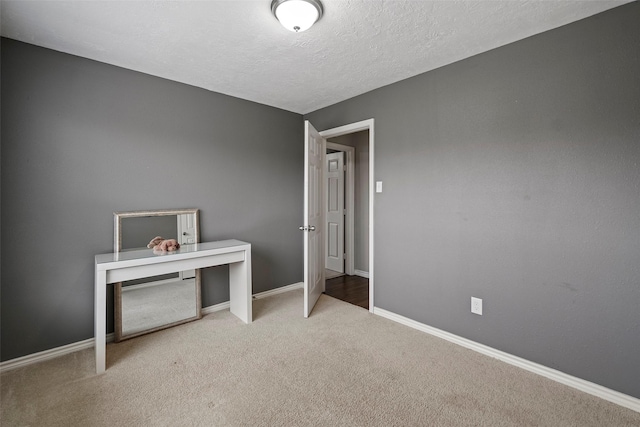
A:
[325,152,344,273]
[303,121,325,317]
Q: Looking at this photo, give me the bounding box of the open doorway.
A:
[302,119,374,317]
[323,128,371,310]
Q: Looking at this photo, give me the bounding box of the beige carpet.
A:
[2,289,639,426]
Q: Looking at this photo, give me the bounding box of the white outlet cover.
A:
[471,297,483,315]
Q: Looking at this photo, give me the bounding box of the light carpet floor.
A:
[2,289,639,426]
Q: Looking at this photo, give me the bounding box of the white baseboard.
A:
[0,333,115,373]
[354,269,369,278]
[0,283,303,373]
[201,282,303,315]
[252,282,303,300]
[373,307,640,414]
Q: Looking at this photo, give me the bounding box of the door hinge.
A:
[343,253,347,260]
[343,209,347,215]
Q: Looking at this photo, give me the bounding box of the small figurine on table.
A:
[147,236,180,253]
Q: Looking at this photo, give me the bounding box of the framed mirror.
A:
[113,208,201,341]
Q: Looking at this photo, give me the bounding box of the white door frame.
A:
[320,119,375,312]
[326,142,355,276]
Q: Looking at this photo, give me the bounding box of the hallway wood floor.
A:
[324,274,369,310]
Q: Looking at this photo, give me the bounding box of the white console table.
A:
[94,240,252,373]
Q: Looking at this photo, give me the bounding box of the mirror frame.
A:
[113,208,201,342]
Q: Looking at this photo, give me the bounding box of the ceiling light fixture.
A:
[271,0,323,33]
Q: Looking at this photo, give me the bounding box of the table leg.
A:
[229,249,252,324]
[95,269,107,374]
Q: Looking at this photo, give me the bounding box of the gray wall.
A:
[328,131,370,272]
[306,3,640,399]
[1,38,303,361]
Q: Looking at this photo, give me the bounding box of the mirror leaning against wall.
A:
[113,208,201,341]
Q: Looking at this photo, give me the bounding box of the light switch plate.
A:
[376,181,383,193]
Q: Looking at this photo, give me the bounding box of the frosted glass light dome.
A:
[271,0,323,33]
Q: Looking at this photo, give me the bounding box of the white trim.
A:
[200,300,231,316]
[0,333,114,373]
[252,282,303,300]
[354,269,369,278]
[373,306,640,413]
[320,119,375,313]
[0,283,304,373]
[201,281,304,316]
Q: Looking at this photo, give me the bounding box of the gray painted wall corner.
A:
[0,38,304,361]
[305,2,640,399]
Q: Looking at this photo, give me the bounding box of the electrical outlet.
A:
[471,297,483,315]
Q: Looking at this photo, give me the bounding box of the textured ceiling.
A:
[0,1,630,114]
